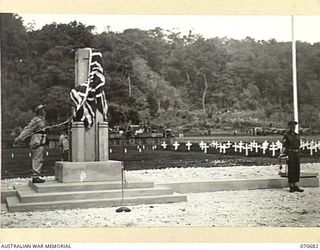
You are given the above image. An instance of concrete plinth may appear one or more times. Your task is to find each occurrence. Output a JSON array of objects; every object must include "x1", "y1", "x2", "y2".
[
  {"x1": 98, "y1": 122, "x2": 109, "y2": 161},
  {"x1": 71, "y1": 122, "x2": 85, "y2": 162},
  {"x1": 55, "y1": 160, "x2": 122, "y2": 183}
]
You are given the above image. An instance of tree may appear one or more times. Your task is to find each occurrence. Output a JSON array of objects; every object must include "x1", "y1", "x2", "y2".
[
  {"x1": 300, "y1": 104, "x2": 319, "y2": 130},
  {"x1": 1, "y1": 14, "x2": 30, "y2": 129},
  {"x1": 2, "y1": 15, "x2": 320, "y2": 133}
]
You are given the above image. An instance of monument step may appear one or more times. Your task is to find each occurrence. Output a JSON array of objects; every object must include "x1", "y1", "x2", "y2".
[
  {"x1": 23, "y1": 178, "x2": 154, "y2": 193},
  {"x1": 6, "y1": 193, "x2": 187, "y2": 212},
  {"x1": 157, "y1": 176, "x2": 319, "y2": 193},
  {"x1": 16, "y1": 185, "x2": 174, "y2": 203},
  {"x1": 279, "y1": 172, "x2": 319, "y2": 178}
]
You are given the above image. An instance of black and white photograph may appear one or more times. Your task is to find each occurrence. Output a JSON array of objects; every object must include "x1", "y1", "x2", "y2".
[{"x1": 1, "y1": 4, "x2": 320, "y2": 239}]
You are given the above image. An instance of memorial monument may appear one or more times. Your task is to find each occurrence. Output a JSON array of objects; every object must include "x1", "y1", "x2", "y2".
[
  {"x1": 55, "y1": 48, "x2": 122, "y2": 183},
  {"x1": 5, "y1": 48, "x2": 187, "y2": 212}
]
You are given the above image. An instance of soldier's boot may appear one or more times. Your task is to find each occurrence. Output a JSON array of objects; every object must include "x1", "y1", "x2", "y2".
[
  {"x1": 294, "y1": 186, "x2": 304, "y2": 192},
  {"x1": 289, "y1": 183, "x2": 295, "y2": 193},
  {"x1": 32, "y1": 177, "x2": 45, "y2": 183}
]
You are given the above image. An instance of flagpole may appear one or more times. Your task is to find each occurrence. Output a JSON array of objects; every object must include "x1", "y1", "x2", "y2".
[{"x1": 292, "y1": 15, "x2": 299, "y2": 133}]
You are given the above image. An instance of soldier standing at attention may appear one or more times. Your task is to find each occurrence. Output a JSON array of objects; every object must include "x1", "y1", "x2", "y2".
[
  {"x1": 281, "y1": 121, "x2": 304, "y2": 193},
  {"x1": 14, "y1": 104, "x2": 48, "y2": 183}
]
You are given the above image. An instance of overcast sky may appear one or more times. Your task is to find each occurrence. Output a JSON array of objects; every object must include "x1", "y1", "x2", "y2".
[{"x1": 19, "y1": 14, "x2": 320, "y2": 43}]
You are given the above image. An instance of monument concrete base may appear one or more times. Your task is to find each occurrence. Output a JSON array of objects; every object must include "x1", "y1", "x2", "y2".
[
  {"x1": 5, "y1": 177, "x2": 187, "y2": 212},
  {"x1": 55, "y1": 160, "x2": 122, "y2": 183},
  {"x1": 157, "y1": 173, "x2": 319, "y2": 193}
]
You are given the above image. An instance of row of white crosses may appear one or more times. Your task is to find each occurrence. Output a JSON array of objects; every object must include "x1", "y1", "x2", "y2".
[
  {"x1": 301, "y1": 140, "x2": 320, "y2": 156},
  {"x1": 108, "y1": 139, "x2": 320, "y2": 156},
  {"x1": 161, "y1": 139, "x2": 320, "y2": 157}
]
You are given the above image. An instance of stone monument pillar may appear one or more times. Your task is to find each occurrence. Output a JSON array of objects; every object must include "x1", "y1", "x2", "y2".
[
  {"x1": 55, "y1": 48, "x2": 121, "y2": 183},
  {"x1": 71, "y1": 48, "x2": 106, "y2": 162}
]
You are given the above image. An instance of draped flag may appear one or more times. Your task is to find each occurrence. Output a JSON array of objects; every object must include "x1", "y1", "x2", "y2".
[{"x1": 70, "y1": 48, "x2": 108, "y2": 128}]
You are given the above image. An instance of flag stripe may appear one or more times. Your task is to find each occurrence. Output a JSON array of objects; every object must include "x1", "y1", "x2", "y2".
[{"x1": 70, "y1": 48, "x2": 108, "y2": 127}]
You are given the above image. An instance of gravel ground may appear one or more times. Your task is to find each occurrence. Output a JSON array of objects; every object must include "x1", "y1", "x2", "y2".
[{"x1": 1, "y1": 163, "x2": 320, "y2": 228}]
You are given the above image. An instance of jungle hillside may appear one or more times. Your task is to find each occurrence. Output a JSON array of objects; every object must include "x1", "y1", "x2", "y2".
[{"x1": 1, "y1": 14, "x2": 320, "y2": 134}]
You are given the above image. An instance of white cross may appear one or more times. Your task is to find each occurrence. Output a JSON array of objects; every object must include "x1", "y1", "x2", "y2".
[
  {"x1": 154, "y1": 145, "x2": 157, "y2": 150},
  {"x1": 109, "y1": 148, "x2": 112, "y2": 154},
  {"x1": 249, "y1": 140, "x2": 255, "y2": 147},
  {"x1": 220, "y1": 143, "x2": 228, "y2": 154},
  {"x1": 186, "y1": 141, "x2": 192, "y2": 151},
  {"x1": 124, "y1": 148, "x2": 127, "y2": 154},
  {"x1": 269, "y1": 142, "x2": 278, "y2": 157},
  {"x1": 249, "y1": 141, "x2": 257, "y2": 152},
  {"x1": 161, "y1": 141, "x2": 167, "y2": 149},
  {"x1": 29, "y1": 152, "x2": 32, "y2": 158},
  {"x1": 261, "y1": 141, "x2": 269, "y2": 154},
  {"x1": 308, "y1": 140, "x2": 316, "y2": 156},
  {"x1": 173, "y1": 141, "x2": 180, "y2": 150},
  {"x1": 210, "y1": 140, "x2": 219, "y2": 149},
  {"x1": 46, "y1": 151, "x2": 49, "y2": 156},
  {"x1": 225, "y1": 141, "x2": 232, "y2": 148},
  {"x1": 202, "y1": 143, "x2": 209, "y2": 153},
  {"x1": 142, "y1": 145, "x2": 145, "y2": 150},
  {"x1": 251, "y1": 142, "x2": 260, "y2": 153},
  {"x1": 238, "y1": 141, "x2": 244, "y2": 153},
  {"x1": 308, "y1": 140, "x2": 315, "y2": 148},
  {"x1": 309, "y1": 146, "x2": 314, "y2": 156},
  {"x1": 243, "y1": 143, "x2": 250, "y2": 156},
  {"x1": 232, "y1": 143, "x2": 239, "y2": 152},
  {"x1": 303, "y1": 141, "x2": 310, "y2": 150},
  {"x1": 217, "y1": 143, "x2": 222, "y2": 153},
  {"x1": 138, "y1": 148, "x2": 142, "y2": 152},
  {"x1": 11, "y1": 153, "x2": 14, "y2": 158},
  {"x1": 199, "y1": 141, "x2": 206, "y2": 150}
]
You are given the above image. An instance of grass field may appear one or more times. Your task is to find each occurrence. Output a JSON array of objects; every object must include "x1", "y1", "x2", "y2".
[{"x1": 2, "y1": 134, "x2": 320, "y2": 179}]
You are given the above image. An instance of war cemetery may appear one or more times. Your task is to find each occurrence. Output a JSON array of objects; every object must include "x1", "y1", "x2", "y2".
[{"x1": 1, "y1": 14, "x2": 320, "y2": 228}]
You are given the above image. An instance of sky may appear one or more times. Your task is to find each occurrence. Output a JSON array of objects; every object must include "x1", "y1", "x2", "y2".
[
  {"x1": 12, "y1": 13, "x2": 317, "y2": 128},
  {"x1": 19, "y1": 14, "x2": 320, "y2": 43}
]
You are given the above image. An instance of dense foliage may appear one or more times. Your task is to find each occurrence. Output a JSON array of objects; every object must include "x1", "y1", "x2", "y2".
[{"x1": 1, "y1": 14, "x2": 320, "y2": 134}]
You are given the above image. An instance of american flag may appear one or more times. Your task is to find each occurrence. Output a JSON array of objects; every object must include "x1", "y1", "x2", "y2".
[{"x1": 70, "y1": 48, "x2": 108, "y2": 127}]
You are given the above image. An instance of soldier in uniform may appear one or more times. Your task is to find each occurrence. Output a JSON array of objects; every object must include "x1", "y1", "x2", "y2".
[
  {"x1": 58, "y1": 128, "x2": 69, "y2": 161},
  {"x1": 281, "y1": 121, "x2": 304, "y2": 192},
  {"x1": 14, "y1": 104, "x2": 48, "y2": 183}
]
